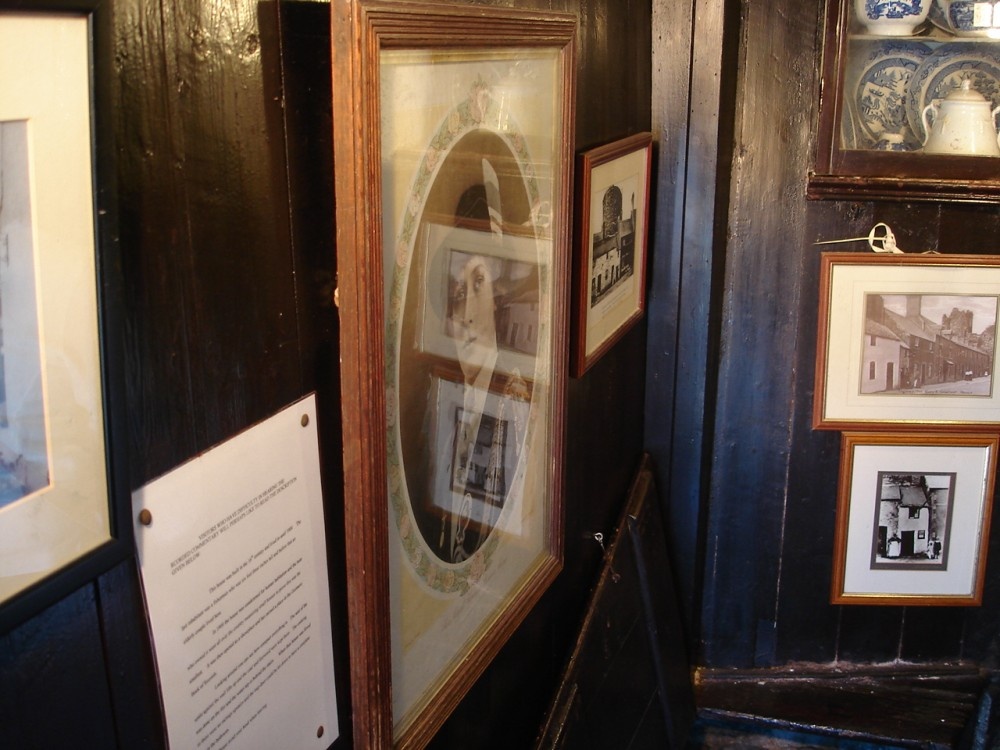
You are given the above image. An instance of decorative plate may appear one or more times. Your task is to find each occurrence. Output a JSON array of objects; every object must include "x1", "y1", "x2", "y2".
[
  {"x1": 905, "y1": 42, "x2": 1000, "y2": 142},
  {"x1": 851, "y1": 40, "x2": 933, "y2": 149}
]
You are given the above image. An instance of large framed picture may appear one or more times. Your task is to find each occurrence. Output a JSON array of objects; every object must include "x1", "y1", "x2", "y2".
[
  {"x1": 571, "y1": 133, "x2": 652, "y2": 376},
  {"x1": 0, "y1": 2, "x2": 129, "y2": 632},
  {"x1": 831, "y1": 432, "x2": 997, "y2": 606},
  {"x1": 814, "y1": 252, "x2": 1000, "y2": 430},
  {"x1": 331, "y1": 2, "x2": 575, "y2": 747}
]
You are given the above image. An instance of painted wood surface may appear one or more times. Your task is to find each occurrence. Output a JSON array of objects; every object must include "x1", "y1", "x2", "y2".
[
  {"x1": 675, "y1": 0, "x2": 1000, "y2": 673},
  {"x1": 3, "y1": 0, "x2": 999, "y2": 747},
  {"x1": 0, "y1": 1, "x2": 650, "y2": 748}
]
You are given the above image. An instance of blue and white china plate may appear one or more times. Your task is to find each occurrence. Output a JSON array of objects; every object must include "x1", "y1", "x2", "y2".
[
  {"x1": 906, "y1": 43, "x2": 1000, "y2": 142},
  {"x1": 851, "y1": 40, "x2": 933, "y2": 149}
]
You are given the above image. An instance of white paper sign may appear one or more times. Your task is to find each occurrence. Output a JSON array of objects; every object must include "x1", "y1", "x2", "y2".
[{"x1": 133, "y1": 395, "x2": 339, "y2": 750}]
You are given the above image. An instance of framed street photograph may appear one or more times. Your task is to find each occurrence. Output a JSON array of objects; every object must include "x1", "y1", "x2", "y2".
[
  {"x1": 571, "y1": 132, "x2": 652, "y2": 376},
  {"x1": 331, "y1": 2, "x2": 575, "y2": 747},
  {"x1": 814, "y1": 252, "x2": 1000, "y2": 430},
  {"x1": 0, "y1": 3, "x2": 130, "y2": 632},
  {"x1": 831, "y1": 432, "x2": 997, "y2": 606}
]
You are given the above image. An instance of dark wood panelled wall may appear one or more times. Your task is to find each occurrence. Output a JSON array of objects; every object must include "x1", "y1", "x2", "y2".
[
  {"x1": 3, "y1": 0, "x2": 1000, "y2": 748},
  {"x1": 651, "y1": 0, "x2": 1000, "y2": 673},
  {"x1": 0, "y1": 0, "x2": 649, "y2": 748}
]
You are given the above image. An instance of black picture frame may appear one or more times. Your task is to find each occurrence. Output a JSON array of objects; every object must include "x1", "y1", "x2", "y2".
[{"x1": 0, "y1": 0, "x2": 130, "y2": 634}]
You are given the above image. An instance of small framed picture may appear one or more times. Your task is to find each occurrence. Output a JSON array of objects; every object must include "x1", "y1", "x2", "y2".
[
  {"x1": 417, "y1": 221, "x2": 542, "y2": 382},
  {"x1": 831, "y1": 431, "x2": 998, "y2": 606},
  {"x1": 814, "y1": 252, "x2": 1000, "y2": 429},
  {"x1": 571, "y1": 132, "x2": 653, "y2": 377}
]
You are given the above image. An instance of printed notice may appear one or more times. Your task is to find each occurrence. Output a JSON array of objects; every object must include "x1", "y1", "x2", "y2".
[{"x1": 133, "y1": 395, "x2": 339, "y2": 750}]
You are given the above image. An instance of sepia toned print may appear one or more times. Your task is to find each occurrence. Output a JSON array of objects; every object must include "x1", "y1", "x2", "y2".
[{"x1": 861, "y1": 292, "x2": 997, "y2": 396}]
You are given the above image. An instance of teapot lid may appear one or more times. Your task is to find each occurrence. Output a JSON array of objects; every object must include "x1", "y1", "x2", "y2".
[{"x1": 944, "y1": 78, "x2": 988, "y2": 103}]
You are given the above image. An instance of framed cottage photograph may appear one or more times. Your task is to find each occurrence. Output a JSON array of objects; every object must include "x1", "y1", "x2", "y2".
[
  {"x1": 0, "y1": 3, "x2": 130, "y2": 632},
  {"x1": 571, "y1": 132, "x2": 653, "y2": 376},
  {"x1": 814, "y1": 252, "x2": 1000, "y2": 430},
  {"x1": 831, "y1": 432, "x2": 998, "y2": 606},
  {"x1": 331, "y1": 2, "x2": 575, "y2": 747}
]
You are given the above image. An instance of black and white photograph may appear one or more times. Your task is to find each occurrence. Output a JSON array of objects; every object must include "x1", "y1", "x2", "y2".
[
  {"x1": 444, "y1": 246, "x2": 540, "y2": 360},
  {"x1": 420, "y1": 371, "x2": 530, "y2": 566},
  {"x1": 571, "y1": 132, "x2": 651, "y2": 376},
  {"x1": 0, "y1": 120, "x2": 50, "y2": 509},
  {"x1": 589, "y1": 177, "x2": 638, "y2": 308},
  {"x1": 815, "y1": 253, "x2": 1000, "y2": 429},
  {"x1": 870, "y1": 471, "x2": 954, "y2": 570},
  {"x1": 417, "y1": 221, "x2": 543, "y2": 382},
  {"x1": 861, "y1": 293, "x2": 997, "y2": 396}
]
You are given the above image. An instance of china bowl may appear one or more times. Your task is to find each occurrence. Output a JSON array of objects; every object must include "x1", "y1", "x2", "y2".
[
  {"x1": 935, "y1": 0, "x2": 1000, "y2": 37},
  {"x1": 856, "y1": 0, "x2": 931, "y2": 36}
]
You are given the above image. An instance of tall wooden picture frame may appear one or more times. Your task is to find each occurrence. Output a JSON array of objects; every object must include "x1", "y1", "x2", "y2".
[{"x1": 331, "y1": 2, "x2": 575, "y2": 747}]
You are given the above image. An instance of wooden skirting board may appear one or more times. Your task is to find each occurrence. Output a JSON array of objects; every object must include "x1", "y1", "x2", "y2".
[{"x1": 694, "y1": 663, "x2": 998, "y2": 749}]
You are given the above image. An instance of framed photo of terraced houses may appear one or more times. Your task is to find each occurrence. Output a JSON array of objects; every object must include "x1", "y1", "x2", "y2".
[
  {"x1": 831, "y1": 432, "x2": 998, "y2": 606},
  {"x1": 814, "y1": 253, "x2": 1000, "y2": 430}
]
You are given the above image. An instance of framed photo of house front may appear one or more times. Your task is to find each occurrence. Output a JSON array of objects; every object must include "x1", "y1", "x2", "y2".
[
  {"x1": 571, "y1": 133, "x2": 652, "y2": 377},
  {"x1": 814, "y1": 252, "x2": 1000, "y2": 430},
  {"x1": 331, "y1": 2, "x2": 575, "y2": 747},
  {"x1": 831, "y1": 432, "x2": 997, "y2": 606},
  {"x1": 0, "y1": 2, "x2": 129, "y2": 633}
]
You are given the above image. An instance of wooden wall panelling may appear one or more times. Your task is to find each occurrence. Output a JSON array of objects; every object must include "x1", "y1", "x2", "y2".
[
  {"x1": 97, "y1": 561, "x2": 166, "y2": 750},
  {"x1": 698, "y1": 0, "x2": 1000, "y2": 672},
  {"x1": 698, "y1": 0, "x2": 814, "y2": 669},
  {"x1": 774, "y1": 207, "x2": 854, "y2": 665},
  {"x1": 274, "y1": 2, "x2": 353, "y2": 742},
  {"x1": 645, "y1": 0, "x2": 733, "y2": 647},
  {"x1": 964, "y1": 520, "x2": 1000, "y2": 661},
  {"x1": 116, "y1": 0, "x2": 202, "y2": 483},
  {"x1": 0, "y1": 585, "x2": 118, "y2": 748},
  {"x1": 156, "y1": 0, "x2": 302, "y2": 440},
  {"x1": 900, "y1": 608, "x2": 969, "y2": 663},
  {"x1": 835, "y1": 608, "x2": 906, "y2": 664},
  {"x1": 118, "y1": 0, "x2": 303, "y2": 486},
  {"x1": 535, "y1": 455, "x2": 693, "y2": 750},
  {"x1": 777, "y1": 199, "x2": 906, "y2": 666}
]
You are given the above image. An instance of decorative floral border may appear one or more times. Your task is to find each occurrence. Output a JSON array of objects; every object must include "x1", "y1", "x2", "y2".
[{"x1": 384, "y1": 77, "x2": 542, "y2": 596}]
